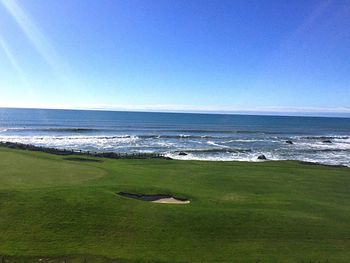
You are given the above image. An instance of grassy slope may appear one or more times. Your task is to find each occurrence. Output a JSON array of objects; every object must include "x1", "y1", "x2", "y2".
[{"x1": 0, "y1": 147, "x2": 349, "y2": 262}]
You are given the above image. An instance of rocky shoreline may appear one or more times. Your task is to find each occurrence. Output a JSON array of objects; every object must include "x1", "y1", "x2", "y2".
[
  {"x1": 0, "y1": 141, "x2": 171, "y2": 160},
  {"x1": 0, "y1": 141, "x2": 348, "y2": 168}
]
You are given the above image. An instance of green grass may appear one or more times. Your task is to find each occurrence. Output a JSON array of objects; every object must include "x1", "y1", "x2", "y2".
[{"x1": 0, "y1": 147, "x2": 349, "y2": 262}]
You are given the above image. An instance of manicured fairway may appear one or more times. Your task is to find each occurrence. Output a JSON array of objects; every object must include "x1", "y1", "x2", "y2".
[{"x1": 0, "y1": 147, "x2": 349, "y2": 262}]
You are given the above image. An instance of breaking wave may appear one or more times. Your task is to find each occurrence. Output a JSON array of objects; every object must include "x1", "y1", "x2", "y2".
[
  {"x1": 300, "y1": 136, "x2": 349, "y2": 140},
  {"x1": 1, "y1": 130, "x2": 349, "y2": 167},
  {"x1": 178, "y1": 148, "x2": 252, "y2": 153}
]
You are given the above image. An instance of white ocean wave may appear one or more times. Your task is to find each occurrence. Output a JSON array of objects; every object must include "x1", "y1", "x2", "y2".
[
  {"x1": 1, "y1": 134, "x2": 350, "y2": 167},
  {"x1": 166, "y1": 151, "x2": 350, "y2": 166},
  {"x1": 222, "y1": 139, "x2": 271, "y2": 143},
  {"x1": 0, "y1": 135, "x2": 140, "y2": 149},
  {"x1": 206, "y1": 140, "x2": 230, "y2": 148},
  {"x1": 294, "y1": 141, "x2": 350, "y2": 151},
  {"x1": 165, "y1": 152, "x2": 260, "y2": 162}
]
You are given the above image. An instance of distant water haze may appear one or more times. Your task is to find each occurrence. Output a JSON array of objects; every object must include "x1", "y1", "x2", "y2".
[{"x1": 0, "y1": 108, "x2": 349, "y2": 166}]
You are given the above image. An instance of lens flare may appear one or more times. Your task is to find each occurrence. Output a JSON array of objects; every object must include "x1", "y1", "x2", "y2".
[
  {"x1": 0, "y1": 0, "x2": 83, "y2": 90},
  {"x1": 0, "y1": 34, "x2": 29, "y2": 86}
]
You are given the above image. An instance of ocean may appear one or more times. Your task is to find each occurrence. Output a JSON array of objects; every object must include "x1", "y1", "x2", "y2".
[{"x1": 0, "y1": 108, "x2": 349, "y2": 166}]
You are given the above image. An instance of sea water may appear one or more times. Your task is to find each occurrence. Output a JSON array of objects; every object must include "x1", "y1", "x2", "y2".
[{"x1": 0, "y1": 108, "x2": 349, "y2": 166}]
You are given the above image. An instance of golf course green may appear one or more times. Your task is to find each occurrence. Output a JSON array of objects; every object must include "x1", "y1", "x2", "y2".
[{"x1": 0, "y1": 147, "x2": 349, "y2": 262}]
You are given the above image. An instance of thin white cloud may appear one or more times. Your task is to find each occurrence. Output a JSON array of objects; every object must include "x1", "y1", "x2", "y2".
[
  {"x1": 83, "y1": 104, "x2": 350, "y2": 115},
  {"x1": 1, "y1": 102, "x2": 348, "y2": 117},
  {"x1": 292, "y1": 0, "x2": 333, "y2": 38}
]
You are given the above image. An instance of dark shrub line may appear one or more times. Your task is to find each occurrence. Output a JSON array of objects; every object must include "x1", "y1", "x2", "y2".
[{"x1": 0, "y1": 141, "x2": 171, "y2": 160}]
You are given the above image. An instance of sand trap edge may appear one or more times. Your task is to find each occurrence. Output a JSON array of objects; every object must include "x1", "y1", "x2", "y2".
[{"x1": 117, "y1": 192, "x2": 190, "y2": 204}]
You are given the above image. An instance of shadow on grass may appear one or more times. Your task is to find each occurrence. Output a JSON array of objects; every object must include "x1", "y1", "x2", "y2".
[
  {"x1": 0, "y1": 255, "x2": 174, "y2": 263},
  {"x1": 63, "y1": 157, "x2": 103, "y2": 163}
]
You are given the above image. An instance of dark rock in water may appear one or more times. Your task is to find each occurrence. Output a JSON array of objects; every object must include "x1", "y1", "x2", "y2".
[
  {"x1": 322, "y1": 140, "x2": 332, "y2": 143},
  {"x1": 257, "y1": 154, "x2": 267, "y2": 160},
  {"x1": 178, "y1": 152, "x2": 188, "y2": 156},
  {"x1": 285, "y1": 140, "x2": 293, "y2": 145}
]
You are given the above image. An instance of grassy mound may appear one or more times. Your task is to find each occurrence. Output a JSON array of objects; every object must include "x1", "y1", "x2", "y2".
[{"x1": 0, "y1": 147, "x2": 349, "y2": 262}]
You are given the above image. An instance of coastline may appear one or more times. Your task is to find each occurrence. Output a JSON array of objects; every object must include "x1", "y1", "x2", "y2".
[
  {"x1": 1, "y1": 141, "x2": 348, "y2": 168},
  {"x1": 1, "y1": 108, "x2": 349, "y2": 167},
  {"x1": 0, "y1": 141, "x2": 170, "y2": 160}
]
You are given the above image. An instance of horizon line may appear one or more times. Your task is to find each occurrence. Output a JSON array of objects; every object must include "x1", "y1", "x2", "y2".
[{"x1": 0, "y1": 105, "x2": 349, "y2": 118}]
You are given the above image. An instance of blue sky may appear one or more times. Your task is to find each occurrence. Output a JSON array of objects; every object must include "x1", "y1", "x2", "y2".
[{"x1": 0, "y1": 0, "x2": 349, "y2": 116}]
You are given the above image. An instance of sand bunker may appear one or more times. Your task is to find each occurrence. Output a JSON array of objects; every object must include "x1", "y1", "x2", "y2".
[{"x1": 118, "y1": 192, "x2": 190, "y2": 204}]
